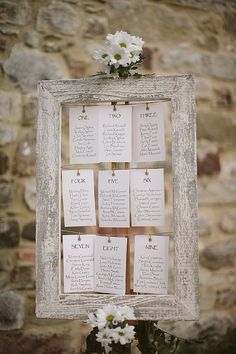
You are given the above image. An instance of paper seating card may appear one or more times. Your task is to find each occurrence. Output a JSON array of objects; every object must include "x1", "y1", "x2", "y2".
[
  {"x1": 98, "y1": 170, "x2": 130, "y2": 228},
  {"x1": 130, "y1": 168, "x2": 165, "y2": 227},
  {"x1": 69, "y1": 106, "x2": 98, "y2": 164},
  {"x1": 94, "y1": 236, "x2": 127, "y2": 295},
  {"x1": 99, "y1": 105, "x2": 132, "y2": 162},
  {"x1": 132, "y1": 103, "x2": 165, "y2": 162},
  {"x1": 133, "y1": 235, "x2": 169, "y2": 294},
  {"x1": 63, "y1": 234, "x2": 94, "y2": 293},
  {"x1": 62, "y1": 169, "x2": 96, "y2": 227},
  {"x1": 69, "y1": 105, "x2": 132, "y2": 163}
]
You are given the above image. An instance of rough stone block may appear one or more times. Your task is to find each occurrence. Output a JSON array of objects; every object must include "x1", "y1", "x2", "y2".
[
  {"x1": 197, "y1": 111, "x2": 236, "y2": 143},
  {"x1": 24, "y1": 178, "x2": 36, "y2": 211},
  {"x1": 0, "y1": 124, "x2": 17, "y2": 146},
  {"x1": 14, "y1": 131, "x2": 36, "y2": 176},
  {"x1": 0, "y1": 219, "x2": 20, "y2": 248},
  {"x1": 11, "y1": 265, "x2": 35, "y2": 290},
  {"x1": 0, "y1": 26, "x2": 19, "y2": 36},
  {"x1": 172, "y1": 312, "x2": 236, "y2": 354},
  {"x1": 0, "y1": 0, "x2": 31, "y2": 26},
  {"x1": 160, "y1": 46, "x2": 236, "y2": 80},
  {"x1": 200, "y1": 239, "x2": 236, "y2": 270},
  {"x1": 36, "y1": 1, "x2": 79, "y2": 35},
  {"x1": 0, "y1": 36, "x2": 6, "y2": 51},
  {"x1": 216, "y1": 289, "x2": 236, "y2": 308},
  {"x1": 0, "y1": 250, "x2": 16, "y2": 271},
  {"x1": 18, "y1": 248, "x2": 35, "y2": 265},
  {"x1": 25, "y1": 31, "x2": 39, "y2": 48},
  {"x1": 195, "y1": 78, "x2": 213, "y2": 102},
  {"x1": 198, "y1": 178, "x2": 236, "y2": 205},
  {"x1": 198, "y1": 216, "x2": 212, "y2": 237},
  {"x1": 22, "y1": 95, "x2": 37, "y2": 126},
  {"x1": 198, "y1": 153, "x2": 220, "y2": 175},
  {"x1": 0, "y1": 329, "x2": 76, "y2": 354},
  {"x1": 22, "y1": 221, "x2": 36, "y2": 242},
  {"x1": 0, "y1": 151, "x2": 9, "y2": 175},
  {"x1": 214, "y1": 87, "x2": 233, "y2": 108},
  {"x1": 0, "y1": 271, "x2": 9, "y2": 289},
  {"x1": 161, "y1": 0, "x2": 236, "y2": 10},
  {"x1": 220, "y1": 211, "x2": 236, "y2": 233},
  {"x1": 198, "y1": 153, "x2": 221, "y2": 175},
  {"x1": 84, "y1": 16, "x2": 108, "y2": 38},
  {"x1": 224, "y1": 11, "x2": 236, "y2": 34},
  {"x1": 0, "y1": 291, "x2": 24, "y2": 330},
  {"x1": 3, "y1": 44, "x2": 69, "y2": 91},
  {"x1": 0, "y1": 90, "x2": 22, "y2": 123},
  {"x1": 143, "y1": 47, "x2": 153, "y2": 71},
  {"x1": 69, "y1": 60, "x2": 90, "y2": 79},
  {"x1": 0, "y1": 180, "x2": 14, "y2": 208}
]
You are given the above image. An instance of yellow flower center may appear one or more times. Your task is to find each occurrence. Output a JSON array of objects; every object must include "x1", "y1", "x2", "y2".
[
  {"x1": 114, "y1": 53, "x2": 122, "y2": 61},
  {"x1": 120, "y1": 42, "x2": 127, "y2": 48},
  {"x1": 106, "y1": 314, "x2": 114, "y2": 321},
  {"x1": 102, "y1": 53, "x2": 108, "y2": 59}
]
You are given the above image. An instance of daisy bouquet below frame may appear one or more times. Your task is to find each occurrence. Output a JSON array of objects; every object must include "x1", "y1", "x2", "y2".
[
  {"x1": 94, "y1": 31, "x2": 144, "y2": 78},
  {"x1": 86, "y1": 304, "x2": 136, "y2": 354}
]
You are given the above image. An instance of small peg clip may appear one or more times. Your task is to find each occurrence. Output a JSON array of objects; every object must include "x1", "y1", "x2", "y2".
[
  {"x1": 146, "y1": 102, "x2": 150, "y2": 111},
  {"x1": 108, "y1": 236, "x2": 111, "y2": 243},
  {"x1": 149, "y1": 235, "x2": 152, "y2": 242},
  {"x1": 145, "y1": 169, "x2": 149, "y2": 176},
  {"x1": 77, "y1": 170, "x2": 80, "y2": 176},
  {"x1": 112, "y1": 102, "x2": 117, "y2": 111},
  {"x1": 82, "y1": 105, "x2": 86, "y2": 113}
]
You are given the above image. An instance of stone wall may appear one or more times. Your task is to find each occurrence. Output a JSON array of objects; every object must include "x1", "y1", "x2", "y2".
[{"x1": 0, "y1": 0, "x2": 236, "y2": 353}]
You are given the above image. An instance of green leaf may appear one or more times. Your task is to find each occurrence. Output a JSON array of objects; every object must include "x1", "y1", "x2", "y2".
[{"x1": 133, "y1": 72, "x2": 142, "y2": 78}]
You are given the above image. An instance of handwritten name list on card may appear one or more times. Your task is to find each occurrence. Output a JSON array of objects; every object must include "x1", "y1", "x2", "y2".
[
  {"x1": 94, "y1": 236, "x2": 127, "y2": 295},
  {"x1": 69, "y1": 106, "x2": 98, "y2": 164},
  {"x1": 99, "y1": 170, "x2": 130, "y2": 228},
  {"x1": 132, "y1": 103, "x2": 165, "y2": 162},
  {"x1": 62, "y1": 170, "x2": 96, "y2": 227},
  {"x1": 133, "y1": 235, "x2": 169, "y2": 294},
  {"x1": 63, "y1": 235, "x2": 94, "y2": 293},
  {"x1": 130, "y1": 169, "x2": 165, "y2": 227},
  {"x1": 99, "y1": 105, "x2": 132, "y2": 162}
]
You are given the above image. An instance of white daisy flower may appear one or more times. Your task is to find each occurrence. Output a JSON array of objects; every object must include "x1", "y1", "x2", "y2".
[
  {"x1": 88, "y1": 311, "x2": 107, "y2": 330},
  {"x1": 97, "y1": 304, "x2": 122, "y2": 327},
  {"x1": 109, "y1": 45, "x2": 131, "y2": 68},
  {"x1": 104, "y1": 345, "x2": 112, "y2": 354},
  {"x1": 107, "y1": 31, "x2": 133, "y2": 50},
  {"x1": 94, "y1": 47, "x2": 111, "y2": 65},
  {"x1": 117, "y1": 305, "x2": 136, "y2": 321},
  {"x1": 96, "y1": 327, "x2": 113, "y2": 347},
  {"x1": 130, "y1": 51, "x2": 141, "y2": 63},
  {"x1": 131, "y1": 35, "x2": 144, "y2": 50},
  {"x1": 112, "y1": 324, "x2": 136, "y2": 345}
]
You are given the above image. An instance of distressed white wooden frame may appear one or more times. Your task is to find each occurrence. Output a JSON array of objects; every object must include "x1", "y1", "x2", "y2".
[{"x1": 36, "y1": 75, "x2": 198, "y2": 320}]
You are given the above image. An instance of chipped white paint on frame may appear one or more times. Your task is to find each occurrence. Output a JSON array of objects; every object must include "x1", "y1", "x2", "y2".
[{"x1": 36, "y1": 75, "x2": 199, "y2": 320}]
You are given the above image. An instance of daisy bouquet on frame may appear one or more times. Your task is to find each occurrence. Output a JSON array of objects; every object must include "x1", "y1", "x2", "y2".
[
  {"x1": 94, "y1": 31, "x2": 144, "y2": 78},
  {"x1": 86, "y1": 304, "x2": 136, "y2": 354}
]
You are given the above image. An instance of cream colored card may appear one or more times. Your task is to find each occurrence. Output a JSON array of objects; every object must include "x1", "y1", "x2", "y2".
[
  {"x1": 98, "y1": 105, "x2": 132, "y2": 162},
  {"x1": 62, "y1": 169, "x2": 96, "y2": 227},
  {"x1": 94, "y1": 236, "x2": 127, "y2": 295},
  {"x1": 63, "y1": 234, "x2": 95, "y2": 293},
  {"x1": 133, "y1": 235, "x2": 169, "y2": 294},
  {"x1": 132, "y1": 103, "x2": 165, "y2": 162},
  {"x1": 98, "y1": 170, "x2": 130, "y2": 228},
  {"x1": 69, "y1": 106, "x2": 99, "y2": 164},
  {"x1": 130, "y1": 168, "x2": 165, "y2": 227}
]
